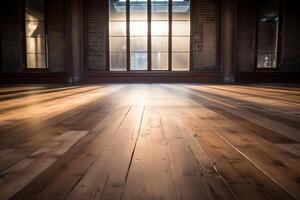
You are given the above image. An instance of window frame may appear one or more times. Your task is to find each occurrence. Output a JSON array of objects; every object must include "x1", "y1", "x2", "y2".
[
  {"x1": 254, "y1": 0, "x2": 283, "y2": 71},
  {"x1": 107, "y1": 0, "x2": 191, "y2": 72},
  {"x1": 22, "y1": 0, "x2": 49, "y2": 70}
]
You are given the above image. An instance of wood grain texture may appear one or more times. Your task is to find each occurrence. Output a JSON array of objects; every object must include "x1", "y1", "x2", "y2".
[{"x1": 0, "y1": 84, "x2": 299, "y2": 200}]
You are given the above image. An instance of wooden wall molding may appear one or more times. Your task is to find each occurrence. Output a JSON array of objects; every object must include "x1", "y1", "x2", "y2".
[
  {"x1": 0, "y1": 72, "x2": 68, "y2": 84},
  {"x1": 235, "y1": 72, "x2": 300, "y2": 83},
  {"x1": 82, "y1": 72, "x2": 223, "y2": 83}
]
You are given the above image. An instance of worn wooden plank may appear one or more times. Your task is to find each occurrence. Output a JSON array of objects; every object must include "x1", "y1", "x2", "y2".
[
  {"x1": 11, "y1": 105, "x2": 132, "y2": 200},
  {"x1": 65, "y1": 106, "x2": 144, "y2": 200},
  {"x1": 0, "y1": 84, "x2": 299, "y2": 200},
  {"x1": 121, "y1": 107, "x2": 181, "y2": 200},
  {"x1": 173, "y1": 85, "x2": 300, "y2": 142},
  {"x1": 164, "y1": 85, "x2": 300, "y2": 199},
  {"x1": 176, "y1": 107, "x2": 295, "y2": 200},
  {"x1": 0, "y1": 131, "x2": 88, "y2": 200},
  {"x1": 158, "y1": 107, "x2": 235, "y2": 199}
]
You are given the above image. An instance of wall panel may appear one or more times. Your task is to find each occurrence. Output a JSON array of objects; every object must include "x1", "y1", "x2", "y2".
[
  {"x1": 0, "y1": 0, "x2": 23, "y2": 72},
  {"x1": 192, "y1": 0, "x2": 218, "y2": 71},
  {"x1": 281, "y1": 1, "x2": 300, "y2": 72},
  {"x1": 46, "y1": 0, "x2": 66, "y2": 72},
  {"x1": 86, "y1": 0, "x2": 107, "y2": 71},
  {"x1": 236, "y1": 0, "x2": 256, "y2": 72}
]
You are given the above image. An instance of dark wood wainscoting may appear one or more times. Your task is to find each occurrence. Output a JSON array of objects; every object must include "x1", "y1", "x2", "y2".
[
  {"x1": 0, "y1": 72, "x2": 68, "y2": 84},
  {"x1": 236, "y1": 72, "x2": 300, "y2": 83},
  {"x1": 1, "y1": 72, "x2": 299, "y2": 84},
  {"x1": 83, "y1": 72, "x2": 223, "y2": 83}
]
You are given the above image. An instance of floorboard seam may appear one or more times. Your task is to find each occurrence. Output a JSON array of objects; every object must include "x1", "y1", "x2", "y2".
[
  {"x1": 120, "y1": 106, "x2": 145, "y2": 200},
  {"x1": 210, "y1": 127, "x2": 297, "y2": 200}
]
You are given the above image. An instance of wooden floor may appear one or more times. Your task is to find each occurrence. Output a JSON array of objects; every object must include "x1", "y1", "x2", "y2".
[{"x1": 0, "y1": 84, "x2": 299, "y2": 200}]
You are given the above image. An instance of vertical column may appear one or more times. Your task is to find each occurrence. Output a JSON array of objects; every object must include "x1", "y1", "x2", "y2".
[
  {"x1": 192, "y1": 0, "x2": 218, "y2": 71},
  {"x1": 168, "y1": 0, "x2": 172, "y2": 71},
  {"x1": 222, "y1": 0, "x2": 236, "y2": 82},
  {"x1": 66, "y1": 0, "x2": 82, "y2": 83},
  {"x1": 0, "y1": 16, "x2": 2, "y2": 72},
  {"x1": 126, "y1": 0, "x2": 130, "y2": 71},
  {"x1": 147, "y1": 0, "x2": 151, "y2": 71}
]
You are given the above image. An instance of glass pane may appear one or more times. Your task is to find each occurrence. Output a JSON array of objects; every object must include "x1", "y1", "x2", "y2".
[
  {"x1": 258, "y1": 37, "x2": 278, "y2": 52},
  {"x1": 26, "y1": 37, "x2": 45, "y2": 54},
  {"x1": 25, "y1": 0, "x2": 44, "y2": 21},
  {"x1": 130, "y1": 52, "x2": 147, "y2": 70},
  {"x1": 109, "y1": 1, "x2": 127, "y2": 71},
  {"x1": 130, "y1": 21, "x2": 148, "y2": 36},
  {"x1": 130, "y1": 37, "x2": 147, "y2": 52},
  {"x1": 26, "y1": 0, "x2": 46, "y2": 69},
  {"x1": 110, "y1": 37, "x2": 127, "y2": 52},
  {"x1": 130, "y1": 0, "x2": 147, "y2": 71},
  {"x1": 152, "y1": 21, "x2": 168, "y2": 36},
  {"x1": 257, "y1": 0, "x2": 279, "y2": 68},
  {"x1": 109, "y1": 0, "x2": 191, "y2": 71},
  {"x1": 258, "y1": 22, "x2": 278, "y2": 37},
  {"x1": 152, "y1": 52, "x2": 168, "y2": 70},
  {"x1": 172, "y1": 53, "x2": 189, "y2": 71},
  {"x1": 152, "y1": 37, "x2": 168, "y2": 51},
  {"x1": 110, "y1": 52, "x2": 127, "y2": 71},
  {"x1": 27, "y1": 54, "x2": 46, "y2": 68},
  {"x1": 172, "y1": 0, "x2": 190, "y2": 20},
  {"x1": 109, "y1": 22, "x2": 126, "y2": 36},
  {"x1": 109, "y1": 6, "x2": 126, "y2": 21},
  {"x1": 109, "y1": 0, "x2": 126, "y2": 7},
  {"x1": 257, "y1": 53, "x2": 277, "y2": 68},
  {"x1": 152, "y1": 0, "x2": 168, "y2": 20},
  {"x1": 25, "y1": 22, "x2": 45, "y2": 37},
  {"x1": 130, "y1": 3, "x2": 147, "y2": 21},
  {"x1": 172, "y1": 37, "x2": 190, "y2": 52},
  {"x1": 172, "y1": 21, "x2": 190, "y2": 36}
]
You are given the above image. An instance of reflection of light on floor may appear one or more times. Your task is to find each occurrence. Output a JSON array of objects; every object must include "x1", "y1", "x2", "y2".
[{"x1": 0, "y1": 85, "x2": 124, "y2": 123}]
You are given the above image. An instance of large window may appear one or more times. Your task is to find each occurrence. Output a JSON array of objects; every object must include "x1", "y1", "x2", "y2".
[
  {"x1": 256, "y1": 0, "x2": 280, "y2": 69},
  {"x1": 130, "y1": 0, "x2": 148, "y2": 70},
  {"x1": 25, "y1": 0, "x2": 47, "y2": 69},
  {"x1": 108, "y1": 0, "x2": 190, "y2": 71},
  {"x1": 151, "y1": 0, "x2": 169, "y2": 70},
  {"x1": 109, "y1": 0, "x2": 127, "y2": 71}
]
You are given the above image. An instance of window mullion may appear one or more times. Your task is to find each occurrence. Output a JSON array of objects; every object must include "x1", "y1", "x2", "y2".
[
  {"x1": 126, "y1": 0, "x2": 130, "y2": 71},
  {"x1": 148, "y1": 0, "x2": 151, "y2": 71},
  {"x1": 168, "y1": 0, "x2": 172, "y2": 71}
]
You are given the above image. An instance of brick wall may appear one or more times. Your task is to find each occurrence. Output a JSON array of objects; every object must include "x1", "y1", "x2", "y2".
[
  {"x1": 236, "y1": 0, "x2": 300, "y2": 72},
  {"x1": 85, "y1": 0, "x2": 107, "y2": 71},
  {"x1": 281, "y1": 1, "x2": 300, "y2": 72},
  {"x1": 192, "y1": 0, "x2": 218, "y2": 71},
  {"x1": 236, "y1": 0, "x2": 256, "y2": 72},
  {"x1": 46, "y1": 0, "x2": 66, "y2": 72},
  {"x1": 0, "y1": 0, "x2": 23, "y2": 72},
  {"x1": 0, "y1": 0, "x2": 67, "y2": 72}
]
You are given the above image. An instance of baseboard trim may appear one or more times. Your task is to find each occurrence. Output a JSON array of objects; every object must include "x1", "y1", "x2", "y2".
[
  {"x1": 83, "y1": 71, "x2": 223, "y2": 83},
  {"x1": 0, "y1": 72, "x2": 68, "y2": 84},
  {"x1": 235, "y1": 72, "x2": 300, "y2": 83}
]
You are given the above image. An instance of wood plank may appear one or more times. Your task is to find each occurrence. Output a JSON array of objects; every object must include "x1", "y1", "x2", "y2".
[
  {"x1": 65, "y1": 106, "x2": 144, "y2": 200},
  {"x1": 165, "y1": 85, "x2": 300, "y2": 199},
  {"x1": 0, "y1": 127, "x2": 67, "y2": 172},
  {"x1": 173, "y1": 107, "x2": 294, "y2": 200},
  {"x1": 0, "y1": 85, "x2": 123, "y2": 148},
  {"x1": 0, "y1": 131, "x2": 88, "y2": 200},
  {"x1": 169, "y1": 84, "x2": 300, "y2": 142},
  {"x1": 158, "y1": 107, "x2": 237, "y2": 199},
  {"x1": 11, "y1": 104, "x2": 132, "y2": 200},
  {"x1": 121, "y1": 107, "x2": 183, "y2": 200},
  {"x1": 0, "y1": 84, "x2": 298, "y2": 200}
]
